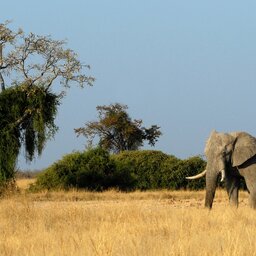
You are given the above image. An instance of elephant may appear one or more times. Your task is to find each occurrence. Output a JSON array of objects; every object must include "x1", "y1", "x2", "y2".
[{"x1": 186, "y1": 130, "x2": 256, "y2": 209}]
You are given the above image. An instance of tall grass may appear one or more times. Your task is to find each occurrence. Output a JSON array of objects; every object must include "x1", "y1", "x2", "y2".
[{"x1": 0, "y1": 183, "x2": 254, "y2": 255}]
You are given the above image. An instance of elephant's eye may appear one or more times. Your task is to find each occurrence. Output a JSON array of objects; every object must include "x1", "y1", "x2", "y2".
[{"x1": 221, "y1": 151, "x2": 226, "y2": 156}]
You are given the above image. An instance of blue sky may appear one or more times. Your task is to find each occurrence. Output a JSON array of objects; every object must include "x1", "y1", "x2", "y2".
[{"x1": 2, "y1": 1, "x2": 256, "y2": 170}]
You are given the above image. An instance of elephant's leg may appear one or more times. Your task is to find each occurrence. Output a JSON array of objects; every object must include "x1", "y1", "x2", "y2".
[
  {"x1": 225, "y1": 176, "x2": 240, "y2": 207},
  {"x1": 243, "y1": 179, "x2": 256, "y2": 209},
  {"x1": 249, "y1": 191, "x2": 256, "y2": 209},
  {"x1": 243, "y1": 181, "x2": 256, "y2": 209},
  {"x1": 239, "y1": 165, "x2": 256, "y2": 209}
]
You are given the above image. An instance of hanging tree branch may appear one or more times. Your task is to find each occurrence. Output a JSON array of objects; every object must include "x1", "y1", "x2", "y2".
[{"x1": 0, "y1": 21, "x2": 94, "y2": 185}]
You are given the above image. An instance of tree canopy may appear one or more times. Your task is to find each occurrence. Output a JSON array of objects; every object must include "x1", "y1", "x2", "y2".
[
  {"x1": 0, "y1": 21, "x2": 94, "y2": 185},
  {"x1": 74, "y1": 103, "x2": 162, "y2": 153}
]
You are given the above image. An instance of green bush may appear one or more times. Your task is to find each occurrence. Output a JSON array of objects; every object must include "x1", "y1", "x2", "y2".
[
  {"x1": 112, "y1": 150, "x2": 172, "y2": 190},
  {"x1": 183, "y1": 156, "x2": 206, "y2": 190},
  {"x1": 31, "y1": 149, "x2": 207, "y2": 192},
  {"x1": 30, "y1": 166, "x2": 62, "y2": 191},
  {"x1": 161, "y1": 156, "x2": 206, "y2": 190},
  {"x1": 113, "y1": 151, "x2": 206, "y2": 190},
  {"x1": 31, "y1": 148, "x2": 135, "y2": 191}
]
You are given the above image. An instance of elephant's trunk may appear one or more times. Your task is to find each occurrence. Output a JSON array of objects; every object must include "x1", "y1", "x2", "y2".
[{"x1": 205, "y1": 171, "x2": 218, "y2": 209}]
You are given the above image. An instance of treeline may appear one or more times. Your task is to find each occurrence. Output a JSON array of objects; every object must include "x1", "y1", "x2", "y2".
[{"x1": 30, "y1": 148, "x2": 206, "y2": 191}]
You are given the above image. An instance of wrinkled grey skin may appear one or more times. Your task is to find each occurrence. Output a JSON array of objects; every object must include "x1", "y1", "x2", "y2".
[{"x1": 201, "y1": 131, "x2": 256, "y2": 209}]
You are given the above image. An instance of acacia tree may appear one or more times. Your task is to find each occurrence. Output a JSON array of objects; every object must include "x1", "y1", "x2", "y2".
[
  {"x1": 0, "y1": 21, "x2": 94, "y2": 185},
  {"x1": 74, "y1": 103, "x2": 162, "y2": 153}
]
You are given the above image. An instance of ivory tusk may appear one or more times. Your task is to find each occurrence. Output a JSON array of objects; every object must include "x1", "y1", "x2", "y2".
[
  {"x1": 186, "y1": 170, "x2": 207, "y2": 180},
  {"x1": 220, "y1": 169, "x2": 225, "y2": 182}
]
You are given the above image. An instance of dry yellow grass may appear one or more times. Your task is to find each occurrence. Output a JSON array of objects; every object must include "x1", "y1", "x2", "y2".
[{"x1": 0, "y1": 181, "x2": 255, "y2": 255}]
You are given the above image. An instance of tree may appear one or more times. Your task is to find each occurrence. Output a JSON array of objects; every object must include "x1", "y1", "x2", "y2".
[
  {"x1": 74, "y1": 103, "x2": 162, "y2": 153},
  {"x1": 0, "y1": 21, "x2": 94, "y2": 185}
]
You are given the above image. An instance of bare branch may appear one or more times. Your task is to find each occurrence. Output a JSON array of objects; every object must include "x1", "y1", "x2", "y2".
[{"x1": 0, "y1": 21, "x2": 94, "y2": 92}]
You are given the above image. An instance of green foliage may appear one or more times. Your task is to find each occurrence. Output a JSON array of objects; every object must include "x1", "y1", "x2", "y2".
[
  {"x1": 31, "y1": 149, "x2": 206, "y2": 192},
  {"x1": 112, "y1": 151, "x2": 206, "y2": 190},
  {"x1": 75, "y1": 103, "x2": 162, "y2": 153},
  {"x1": 112, "y1": 150, "x2": 171, "y2": 190},
  {"x1": 181, "y1": 157, "x2": 206, "y2": 189},
  {"x1": 161, "y1": 156, "x2": 206, "y2": 190},
  {"x1": 0, "y1": 21, "x2": 94, "y2": 188},
  {"x1": 32, "y1": 148, "x2": 135, "y2": 191},
  {"x1": 30, "y1": 166, "x2": 61, "y2": 192},
  {"x1": 0, "y1": 85, "x2": 59, "y2": 184}
]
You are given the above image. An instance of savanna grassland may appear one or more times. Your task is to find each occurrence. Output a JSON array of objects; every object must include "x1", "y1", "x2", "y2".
[{"x1": 1, "y1": 179, "x2": 255, "y2": 256}]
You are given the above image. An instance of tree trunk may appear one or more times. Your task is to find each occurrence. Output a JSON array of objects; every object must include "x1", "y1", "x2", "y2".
[{"x1": 0, "y1": 45, "x2": 5, "y2": 91}]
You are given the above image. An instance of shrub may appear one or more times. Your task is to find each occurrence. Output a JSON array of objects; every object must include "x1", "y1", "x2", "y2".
[
  {"x1": 31, "y1": 148, "x2": 135, "y2": 191},
  {"x1": 112, "y1": 150, "x2": 171, "y2": 190},
  {"x1": 158, "y1": 156, "x2": 182, "y2": 189},
  {"x1": 31, "y1": 149, "x2": 207, "y2": 192},
  {"x1": 30, "y1": 166, "x2": 62, "y2": 191},
  {"x1": 161, "y1": 156, "x2": 206, "y2": 190},
  {"x1": 112, "y1": 152, "x2": 206, "y2": 190},
  {"x1": 180, "y1": 156, "x2": 206, "y2": 190}
]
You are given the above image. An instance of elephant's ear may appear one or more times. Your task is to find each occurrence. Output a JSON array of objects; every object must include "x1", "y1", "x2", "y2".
[{"x1": 232, "y1": 132, "x2": 256, "y2": 167}]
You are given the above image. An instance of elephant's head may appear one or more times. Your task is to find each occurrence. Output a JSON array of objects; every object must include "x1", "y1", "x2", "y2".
[{"x1": 187, "y1": 131, "x2": 256, "y2": 208}]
